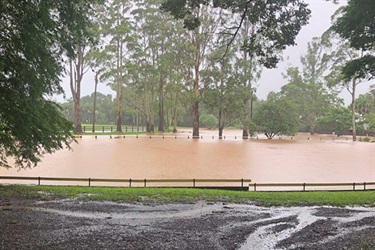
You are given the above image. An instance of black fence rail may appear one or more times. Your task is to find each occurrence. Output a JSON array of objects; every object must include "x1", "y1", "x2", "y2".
[
  {"x1": 250, "y1": 182, "x2": 375, "y2": 191},
  {"x1": 0, "y1": 176, "x2": 251, "y2": 189}
]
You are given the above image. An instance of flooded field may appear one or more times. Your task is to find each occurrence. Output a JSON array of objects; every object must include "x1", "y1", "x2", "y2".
[{"x1": 1, "y1": 131, "x2": 374, "y2": 189}]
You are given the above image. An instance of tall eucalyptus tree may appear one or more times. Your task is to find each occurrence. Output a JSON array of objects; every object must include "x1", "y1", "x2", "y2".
[
  {"x1": 231, "y1": 18, "x2": 262, "y2": 138},
  {"x1": 98, "y1": 0, "x2": 133, "y2": 132},
  {"x1": 162, "y1": 0, "x2": 310, "y2": 138},
  {"x1": 324, "y1": 9, "x2": 374, "y2": 141},
  {"x1": 202, "y1": 44, "x2": 239, "y2": 138},
  {"x1": 128, "y1": 0, "x2": 194, "y2": 132},
  {"x1": 68, "y1": 45, "x2": 92, "y2": 133}
]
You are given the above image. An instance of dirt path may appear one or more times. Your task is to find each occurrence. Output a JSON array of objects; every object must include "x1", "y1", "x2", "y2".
[{"x1": 0, "y1": 197, "x2": 374, "y2": 249}]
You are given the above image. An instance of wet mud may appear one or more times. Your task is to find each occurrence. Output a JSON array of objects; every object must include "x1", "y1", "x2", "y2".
[{"x1": 1, "y1": 196, "x2": 374, "y2": 250}]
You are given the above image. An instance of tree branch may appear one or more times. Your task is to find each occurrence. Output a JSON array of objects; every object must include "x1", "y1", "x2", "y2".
[{"x1": 221, "y1": 0, "x2": 254, "y2": 60}]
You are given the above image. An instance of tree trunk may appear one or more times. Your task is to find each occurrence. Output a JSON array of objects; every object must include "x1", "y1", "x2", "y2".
[
  {"x1": 218, "y1": 109, "x2": 223, "y2": 139},
  {"x1": 242, "y1": 126, "x2": 249, "y2": 139},
  {"x1": 192, "y1": 101, "x2": 199, "y2": 138},
  {"x1": 158, "y1": 75, "x2": 165, "y2": 132},
  {"x1": 115, "y1": 38, "x2": 123, "y2": 132},
  {"x1": 172, "y1": 109, "x2": 178, "y2": 133},
  {"x1": 92, "y1": 71, "x2": 99, "y2": 133},
  {"x1": 309, "y1": 117, "x2": 316, "y2": 135},
  {"x1": 351, "y1": 79, "x2": 357, "y2": 141},
  {"x1": 146, "y1": 120, "x2": 155, "y2": 133},
  {"x1": 73, "y1": 95, "x2": 82, "y2": 133},
  {"x1": 69, "y1": 57, "x2": 83, "y2": 134},
  {"x1": 192, "y1": 31, "x2": 200, "y2": 139}
]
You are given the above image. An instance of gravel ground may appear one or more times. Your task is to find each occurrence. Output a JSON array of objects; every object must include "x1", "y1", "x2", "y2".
[{"x1": 0, "y1": 196, "x2": 374, "y2": 250}]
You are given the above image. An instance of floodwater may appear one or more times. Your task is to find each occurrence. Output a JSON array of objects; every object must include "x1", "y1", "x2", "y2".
[{"x1": 1, "y1": 131, "x2": 374, "y2": 189}]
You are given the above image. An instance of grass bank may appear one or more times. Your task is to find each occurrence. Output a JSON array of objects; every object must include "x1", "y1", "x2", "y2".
[{"x1": 1, "y1": 185, "x2": 374, "y2": 206}]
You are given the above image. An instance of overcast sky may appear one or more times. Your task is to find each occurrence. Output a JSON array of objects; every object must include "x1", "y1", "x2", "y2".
[{"x1": 54, "y1": 0, "x2": 373, "y2": 105}]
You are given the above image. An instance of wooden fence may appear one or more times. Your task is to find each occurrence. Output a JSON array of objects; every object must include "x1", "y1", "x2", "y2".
[
  {"x1": 0, "y1": 176, "x2": 251, "y2": 189},
  {"x1": 1, "y1": 176, "x2": 374, "y2": 191},
  {"x1": 249, "y1": 182, "x2": 375, "y2": 191}
]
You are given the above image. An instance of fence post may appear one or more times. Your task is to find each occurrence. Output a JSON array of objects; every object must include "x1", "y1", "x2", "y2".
[
  {"x1": 364, "y1": 182, "x2": 366, "y2": 191},
  {"x1": 83, "y1": 126, "x2": 86, "y2": 132},
  {"x1": 193, "y1": 179, "x2": 196, "y2": 187},
  {"x1": 303, "y1": 183, "x2": 306, "y2": 191},
  {"x1": 111, "y1": 126, "x2": 113, "y2": 132},
  {"x1": 144, "y1": 179, "x2": 147, "y2": 187},
  {"x1": 129, "y1": 178, "x2": 132, "y2": 187},
  {"x1": 38, "y1": 176, "x2": 41, "y2": 186},
  {"x1": 241, "y1": 179, "x2": 244, "y2": 188},
  {"x1": 89, "y1": 178, "x2": 91, "y2": 187},
  {"x1": 102, "y1": 126, "x2": 104, "y2": 133},
  {"x1": 254, "y1": 183, "x2": 256, "y2": 191},
  {"x1": 353, "y1": 182, "x2": 355, "y2": 191}
]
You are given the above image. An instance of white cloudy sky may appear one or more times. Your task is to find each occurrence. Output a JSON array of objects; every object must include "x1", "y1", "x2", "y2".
[{"x1": 54, "y1": 0, "x2": 373, "y2": 105}]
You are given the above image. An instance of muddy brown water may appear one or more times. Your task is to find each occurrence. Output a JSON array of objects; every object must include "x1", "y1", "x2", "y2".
[{"x1": 1, "y1": 131, "x2": 374, "y2": 189}]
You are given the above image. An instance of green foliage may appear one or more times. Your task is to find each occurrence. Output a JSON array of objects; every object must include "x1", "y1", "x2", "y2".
[
  {"x1": 332, "y1": 0, "x2": 375, "y2": 80},
  {"x1": 0, "y1": 1, "x2": 100, "y2": 168},
  {"x1": 253, "y1": 98, "x2": 299, "y2": 139},
  {"x1": 355, "y1": 92, "x2": 375, "y2": 116},
  {"x1": 201, "y1": 114, "x2": 218, "y2": 129},
  {"x1": 317, "y1": 107, "x2": 352, "y2": 136},
  {"x1": 161, "y1": 0, "x2": 310, "y2": 68},
  {"x1": 279, "y1": 38, "x2": 342, "y2": 134},
  {"x1": 358, "y1": 137, "x2": 371, "y2": 142},
  {"x1": 61, "y1": 93, "x2": 116, "y2": 125},
  {"x1": 365, "y1": 113, "x2": 375, "y2": 130}
]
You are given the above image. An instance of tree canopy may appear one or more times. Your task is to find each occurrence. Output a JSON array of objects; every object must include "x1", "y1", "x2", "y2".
[
  {"x1": 161, "y1": 0, "x2": 311, "y2": 68},
  {"x1": 332, "y1": 0, "x2": 375, "y2": 80},
  {"x1": 0, "y1": 1, "x2": 99, "y2": 168},
  {"x1": 253, "y1": 97, "x2": 299, "y2": 139}
]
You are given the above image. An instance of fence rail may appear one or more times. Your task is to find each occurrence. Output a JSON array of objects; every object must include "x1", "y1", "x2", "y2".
[
  {"x1": 0, "y1": 176, "x2": 251, "y2": 188},
  {"x1": 250, "y1": 182, "x2": 375, "y2": 191},
  {"x1": 82, "y1": 125, "x2": 146, "y2": 133},
  {"x1": 1, "y1": 176, "x2": 374, "y2": 191}
]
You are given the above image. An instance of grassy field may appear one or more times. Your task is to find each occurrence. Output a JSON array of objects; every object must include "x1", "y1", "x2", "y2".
[{"x1": 1, "y1": 185, "x2": 374, "y2": 206}]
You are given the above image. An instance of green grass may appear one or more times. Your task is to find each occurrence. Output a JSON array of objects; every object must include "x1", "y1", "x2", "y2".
[{"x1": 1, "y1": 185, "x2": 374, "y2": 206}]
